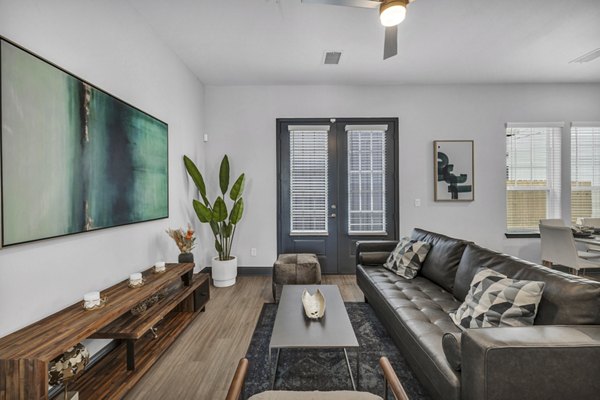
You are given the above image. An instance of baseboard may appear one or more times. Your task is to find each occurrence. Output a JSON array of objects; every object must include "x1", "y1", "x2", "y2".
[{"x1": 202, "y1": 266, "x2": 273, "y2": 276}]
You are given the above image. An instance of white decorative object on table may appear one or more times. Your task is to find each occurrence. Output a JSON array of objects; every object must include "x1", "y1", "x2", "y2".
[
  {"x1": 128, "y1": 272, "x2": 144, "y2": 288},
  {"x1": 302, "y1": 288, "x2": 326, "y2": 319},
  {"x1": 154, "y1": 261, "x2": 166, "y2": 273}
]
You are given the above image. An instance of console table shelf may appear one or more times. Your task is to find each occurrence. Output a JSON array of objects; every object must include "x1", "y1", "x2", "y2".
[
  {"x1": 0, "y1": 263, "x2": 210, "y2": 400},
  {"x1": 91, "y1": 274, "x2": 208, "y2": 340},
  {"x1": 70, "y1": 310, "x2": 197, "y2": 399}
]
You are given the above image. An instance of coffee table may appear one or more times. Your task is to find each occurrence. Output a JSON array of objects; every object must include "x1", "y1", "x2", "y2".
[{"x1": 269, "y1": 284, "x2": 360, "y2": 390}]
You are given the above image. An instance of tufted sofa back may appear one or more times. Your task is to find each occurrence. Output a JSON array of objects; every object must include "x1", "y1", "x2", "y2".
[{"x1": 454, "y1": 243, "x2": 600, "y2": 325}]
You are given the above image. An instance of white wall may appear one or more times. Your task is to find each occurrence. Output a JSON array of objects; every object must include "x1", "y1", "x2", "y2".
[
  {"x1": 0, "y1": 0, "x2": 207, "y2": 338},
  {"x1": 204, "y1": 84, "x2": 600, "y2": 267}
]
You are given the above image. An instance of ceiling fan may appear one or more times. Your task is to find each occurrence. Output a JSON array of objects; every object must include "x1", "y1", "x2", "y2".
[{"x1": 302, "y1": 0, "x2": 416, "y2": 60}]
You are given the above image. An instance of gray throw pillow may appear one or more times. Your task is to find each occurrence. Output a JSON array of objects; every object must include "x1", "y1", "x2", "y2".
[
  {"x1": 450, "y1": 268, "x2": 545, "y2": 329},
  {"x1": 383, "y1": 237, "x2": 431, "y2": 279}
]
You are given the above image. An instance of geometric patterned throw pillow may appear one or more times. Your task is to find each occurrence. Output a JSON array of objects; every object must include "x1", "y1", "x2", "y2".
[
  {"x1": 383, "y1": 237, "x2": 431, "y2": 279},
  {"x1": 449, "y1": 268, "x2": 546, "y2": 329}
]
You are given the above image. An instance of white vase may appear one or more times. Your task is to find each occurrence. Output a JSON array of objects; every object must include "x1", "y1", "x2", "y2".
[{"x1": 212, "y1": 256, "x2": 237, "y2": 287}]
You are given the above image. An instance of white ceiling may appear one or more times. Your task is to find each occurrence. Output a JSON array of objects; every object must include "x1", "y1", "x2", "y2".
[{"x1": 128, "y1": 0, "x2": 600, "y2": 85}]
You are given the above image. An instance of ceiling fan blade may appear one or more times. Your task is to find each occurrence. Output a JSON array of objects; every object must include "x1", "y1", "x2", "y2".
[
  {"x1": 383, "y1": 25, "x2": 398, "y2": 60},
  {"x1": 301, "y1": 0, "x2": 381, "y2": 9}
]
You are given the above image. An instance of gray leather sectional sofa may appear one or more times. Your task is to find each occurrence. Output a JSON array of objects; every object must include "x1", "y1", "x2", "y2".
[{"x1": 356, "y1": 228, "x2": 600, "y2": 400}]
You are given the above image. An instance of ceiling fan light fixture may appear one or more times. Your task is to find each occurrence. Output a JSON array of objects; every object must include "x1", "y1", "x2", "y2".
[{"x1": 379, "y1": 0, "x2": 407, "y2": 27}]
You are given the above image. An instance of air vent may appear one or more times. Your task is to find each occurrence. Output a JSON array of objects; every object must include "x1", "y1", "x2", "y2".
[
  {"x1": 569, "y1": 48, "x2": 600, "y2": 64},
  {"x1": 323, "y1": 51, "x2": 342, "y2": 65}
]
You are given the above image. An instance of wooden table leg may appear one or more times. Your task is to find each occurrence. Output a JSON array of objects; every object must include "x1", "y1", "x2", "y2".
[{"x1": 126, "y1": 340, "x2": 135, "y2": 371}]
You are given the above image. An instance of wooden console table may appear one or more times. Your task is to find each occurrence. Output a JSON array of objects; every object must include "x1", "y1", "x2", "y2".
[{"x1": 0, "y1": 263, "x2": 210, "y2": 400}]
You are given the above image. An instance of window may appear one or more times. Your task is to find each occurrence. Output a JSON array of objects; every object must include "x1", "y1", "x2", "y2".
[
  {"x1": 347, "y1": 126, "x2": 387, "y2": 234},
  {"x1": 289, "y1": 126, "x2": 329, "y2": 235},
  {"x1": 571, "y1": 123, "x2": 600, "y2": 224},
  {"x1": 506, "y1": 123, "x2": 562, "y2": 233}
]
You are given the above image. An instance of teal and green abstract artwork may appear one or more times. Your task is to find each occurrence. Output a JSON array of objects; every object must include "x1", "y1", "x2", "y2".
[{"x1": 1, "y1": 38, "x2": 168, "y2": 246}]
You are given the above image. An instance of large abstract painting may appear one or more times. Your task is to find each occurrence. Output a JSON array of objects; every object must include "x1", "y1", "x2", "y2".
[
  {"x1": 434, "y1": 140, "x2": 474, "y2": 201},
  {"x1": 1, "y1": 38, "x2": 168, "y2": 246}
]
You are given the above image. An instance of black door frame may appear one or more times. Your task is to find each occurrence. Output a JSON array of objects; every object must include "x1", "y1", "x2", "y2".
[{"x1": 276, "y1": 117, "x2": 400, "y2": 274}]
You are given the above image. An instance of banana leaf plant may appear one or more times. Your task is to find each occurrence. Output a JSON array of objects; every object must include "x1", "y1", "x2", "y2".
[{"x1": 183, "y1": 155, "x2": 245, "y2": 261}]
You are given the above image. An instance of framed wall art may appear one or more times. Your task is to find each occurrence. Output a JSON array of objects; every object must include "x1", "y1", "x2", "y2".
[
  {"x1": 1, "y1": 37, "x2": 169, "y2": 246},
  {"x1": 433, "y1": 140, "x2": 474, "y2": 201}
]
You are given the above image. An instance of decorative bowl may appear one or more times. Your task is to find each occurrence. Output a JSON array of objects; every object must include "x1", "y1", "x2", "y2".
[
  {"x1": 48, "y1": 343, "x2": 90, "y2": 385},
  {"x1": 302, "y1": 288, "x2": 326, "y2": 319}
]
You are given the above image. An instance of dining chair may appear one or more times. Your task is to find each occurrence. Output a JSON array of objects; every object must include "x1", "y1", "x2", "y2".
[
  {"x1": 539, "y1": 219, "x2": 565, "y2": 226},
  {"x1": 539, "y1": 224, "x2": 600, "y2": 275}
]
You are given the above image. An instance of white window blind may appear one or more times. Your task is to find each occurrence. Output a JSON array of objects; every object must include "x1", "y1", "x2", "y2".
[
  {"x1": 289, "y1": 129, "x2": 329, "y2": 235},
  {"x1": 506, "y1": 124, "x2": 562, "y2": 233},
  {"x1": 347, "y1": 128, "x2": 387, "y2": 234},
  {"x1": 571, "y1": 123, "x2": 600, "y2": 223}
]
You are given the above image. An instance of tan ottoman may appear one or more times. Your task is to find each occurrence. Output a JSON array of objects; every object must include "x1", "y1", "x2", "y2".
[{"x1": 272, "y1": 253, "x2": 322, "y2": 302}]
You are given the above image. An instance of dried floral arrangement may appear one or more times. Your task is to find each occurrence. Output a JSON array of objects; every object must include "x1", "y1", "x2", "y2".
[{"x1": 166, "y1": 224, "x2": 196, "y2": 253}]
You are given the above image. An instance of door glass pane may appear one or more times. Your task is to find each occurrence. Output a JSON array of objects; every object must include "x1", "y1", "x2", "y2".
[
  {"x1": 347, "y1": 130, "x2": 386, "y2": 234},
  {"x1": 290, "y1": 130, "x2": 328, "y2": 234}
]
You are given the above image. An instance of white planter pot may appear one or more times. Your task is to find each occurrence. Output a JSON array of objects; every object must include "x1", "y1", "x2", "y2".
[{"x1": 212, "y1": 256, "x2": 237, "y2": 287}]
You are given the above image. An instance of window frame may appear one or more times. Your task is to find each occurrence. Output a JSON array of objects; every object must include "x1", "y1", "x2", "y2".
[
  {"x1": 570, "y1": 123, "x2": 600, "y2": 224},
  {"x1": 505, "y1": 122, "x2": 563, "y2": 234}
]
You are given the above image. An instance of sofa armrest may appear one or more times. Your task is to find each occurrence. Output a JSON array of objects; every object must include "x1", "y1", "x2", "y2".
[
  {"x1": 356, "y1": 240, "x2": 398, "y2": 266},
  {"x1": 461, "y1": 325, "x2": 600, "y2": 400}
]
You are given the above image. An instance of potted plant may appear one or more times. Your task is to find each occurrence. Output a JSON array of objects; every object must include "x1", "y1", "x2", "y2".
[{"x1": 183, "y1": 154, "x2": 245, "y2": 287}]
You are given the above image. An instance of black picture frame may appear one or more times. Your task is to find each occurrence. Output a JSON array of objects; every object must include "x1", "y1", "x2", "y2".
[{"x1": 433, "y1": 140, "x2": 475, "y2": 202}]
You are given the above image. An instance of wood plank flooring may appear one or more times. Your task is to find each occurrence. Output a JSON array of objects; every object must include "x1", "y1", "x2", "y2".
[{"x1": 124, "y1": 275, "x2": 363, "y2": 399}]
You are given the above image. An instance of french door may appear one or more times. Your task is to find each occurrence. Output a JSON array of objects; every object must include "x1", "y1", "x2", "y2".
[{"x1": 277, "y1": 118, "x2": 398, "y2": 274}]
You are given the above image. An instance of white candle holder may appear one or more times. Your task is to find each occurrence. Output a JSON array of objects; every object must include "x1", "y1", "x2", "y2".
[
  {"x1": 153, "y1": 261, "x2": 166, "y2": 274},
  {"x1": 83, "y1": 291, "x2": 106, "y2": 310},
  {"x1": 128, "y1": 273, "x2": 144, "y2": 288}
]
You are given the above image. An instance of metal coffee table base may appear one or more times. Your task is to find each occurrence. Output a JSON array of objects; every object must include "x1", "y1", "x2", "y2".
[{"x1": 268, "y1": 347, "x2": 360, "y2": 391}]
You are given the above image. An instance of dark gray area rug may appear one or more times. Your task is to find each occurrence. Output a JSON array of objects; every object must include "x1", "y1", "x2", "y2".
[{"x1": 244, "y1": 302, "x2": 431, "y2": 399}]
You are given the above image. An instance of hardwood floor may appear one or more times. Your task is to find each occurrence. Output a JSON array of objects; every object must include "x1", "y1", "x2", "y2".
[{"x1": 125, "y1": 275, "x2": 363, "y2": 399}]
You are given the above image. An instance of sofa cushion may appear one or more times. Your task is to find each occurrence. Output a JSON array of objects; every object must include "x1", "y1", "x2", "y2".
[
  {"x1": 450, "y1": 268, "x2": 545, "y2": 329},
  {"x1": 410, "y1": 228, "x2": 469, "y2": 293},
  {"x1": 383, "y1": 237, "x2": 431, "y2": 279},
  {"x1": 359, "y1": 251, "x2": 392, "y2": 266},
  {"x1": 365, "y1": 268, "x2": 462, "y2": 333},
  {"x1": 441, "y1": 332, "x2": 462, "y2": 371},
  {"x1": 454, "y1": 244, "x2": 600, "y2": 325}
]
